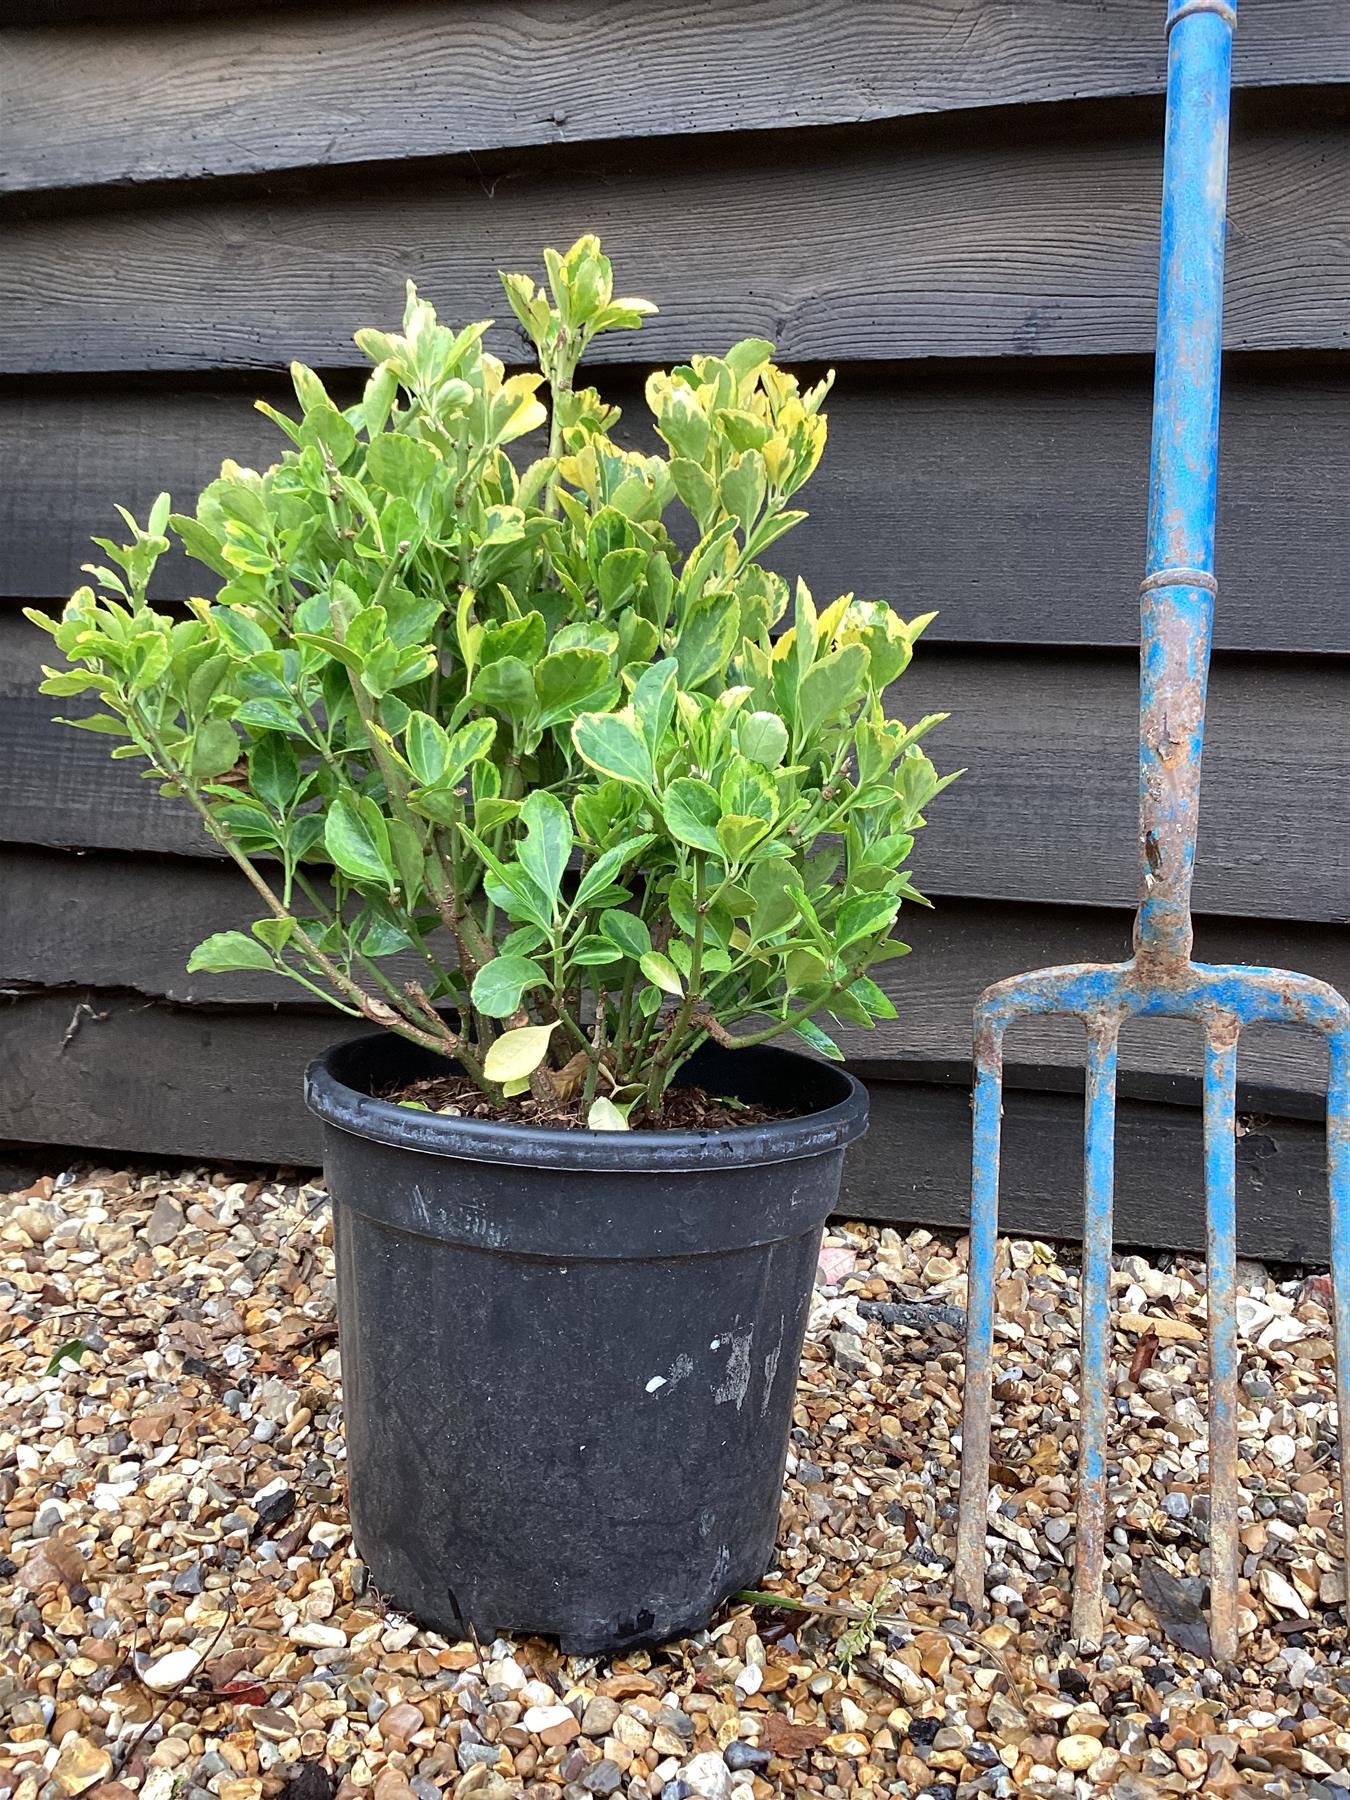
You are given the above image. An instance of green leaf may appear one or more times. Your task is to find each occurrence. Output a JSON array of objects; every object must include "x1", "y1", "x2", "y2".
[
  {"x1": 573, "y1": 834, "x2": 655, "y2": 910},
  {"x1": 211, "y1": 605, "x2": 272, "y2": 658},
  {"x1": 484, "y1": 1021, "x2": 558, "y2": 1083},
  {"x1": 719, "y1": 755, "x2": 776, "y2": 824},
  {"x1": 191, "y1": 718, "x2": 240, "y2": 780},
  {"x1": 640, "y1": 951, "x2": 683, "y2": 996},
  {"x1": 792, "y1": 1018, "x2": 846, "y2": 1061},
  {"x1": 662, "y1": 777, "x2": 722, "y2": 856},
  {"x1": 534, "y1": 648, "x2": 618, "y2": 730},
  {"x1": 737, "y1": 710, "x2": 789, "y2": 768},
  {"x1": 443, "y1": 717, "x2": 498, "y2": 784},
  {"x1": 471, "y1": 956, "x2": 549, "y2": 1019},
  {"x1": 405, "y1": 710, "x2": 452, "y2": 786},
  {"x1": 324, "y1": 792, "x2": 394, "y2": 886},
  {"x1": 249, "y1": 734, "x2": 300, "y2": 813},
  {"x1": 187, "y1": 930, "x2": 276, "y2": 974},
  {"x1": 56, "y1": 713, "x2": 131, "y2": 736},
  {"x1": 716, "y1": 813, "x2": 770, "y2": 862},
  {"x1": 676, "y1": 592, "x2": 739, "y2": 690},
  {"x1": 517, "y1": 790, "x2": 572, "y2": 910},
  {"x1": 848, "y1": 974, "x2": 898, "y2": 1021},
  {"x1": 669, "y1": 457, "x2": 719, "y2": 527},
  {"x1": 631, "y1": 657, "x2": 678, "y2": 757},
  {"x1": 365, "y1": 431, "x2": 440, "y2": 499},
  {"x1": 471, "y1": 655, "x2": 536, "y2": 718},
  {"x1": 746, "y1": 858, "x2": 800, "y2": 940},
  {"x1": 572, "y1": 707, "x2": 654, "y2": 789},
  {"x1": 587, "y1": 1096, "x2": 631, "y2": 1131},
  {"x1": 796, "y1": 643, "x2": 868, "y2": 741},
  {"x1": 835, "y1": 892, "x2": 901, "y2": 950},
  {"x1": 45, "y1": 1339, "x2": 89, "y2": 1377},
  {"x1": 599, "y1": 909, "x2": 652, "y2": 961}
]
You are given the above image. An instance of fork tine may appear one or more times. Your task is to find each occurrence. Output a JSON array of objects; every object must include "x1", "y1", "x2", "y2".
[
  {"x1": 954, "y1": 1011, "x2": 1005, "y2": 1614},
  {"x1": 1329, "y1": 1028, "x2": 1350, "y2": 1621},
  {"x1": 1070, "y1": 1020, "x2": 1120, "y2": 1646},
  {"x1": 1202, "y1": 1017, "x2": 1241, "y2": 1663}
]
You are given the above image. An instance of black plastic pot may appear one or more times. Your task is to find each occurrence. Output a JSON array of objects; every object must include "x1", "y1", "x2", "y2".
[{"x1": 305, "y1": 1031, "x2": 868, "y2": 1653}]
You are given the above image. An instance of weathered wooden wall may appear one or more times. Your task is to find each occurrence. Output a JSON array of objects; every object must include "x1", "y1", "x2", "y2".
[{"x1": 2, "y1": 1, "x2": 1346, "y2": 1252}]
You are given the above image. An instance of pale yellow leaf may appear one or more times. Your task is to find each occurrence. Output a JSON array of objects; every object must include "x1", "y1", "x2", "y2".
[{"x1": 484, "y1": 1022, "x2": 557, "y2": 1084}]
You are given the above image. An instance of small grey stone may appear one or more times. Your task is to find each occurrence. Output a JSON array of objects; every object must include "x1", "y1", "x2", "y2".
[
  {"x1": 33, "y1": 1499, "x2": 65, "y2": 1537},
  {"x1": 654, "y1": 1706, "x2": 695, "y2": 1741},
  {"x1": 660, "y1": 1785, "x2": 693, "y2": 1800},
  {"x1": 722, "y1": 1743, "x2": 770, "y2": 1772},
  {"x1": 172, "y1": 1562, "x2": 205, "y2": 1596},
  {"x1": 1162, "y1": 1493, "x2": 1189, "y2": 1520},
  {"x1": 558, "y1": 1749, "x2": 591, "y2": 1783},
  {"x1": 411, "y1": 1781, "x2": 440, "y2": 1800},
  {"x1": 252, "y1": 1419, "x2": 278, "y2": 1444},
  {"x1": 457, "y1": 1743, "x2": 503, "y2": 1772},
  {"x1": 145, "y1": 1194, "x2": 184, "y2": 1246},
  {"x1": 581, "y1": 1695, "x2": 621, "y2": 1738},
  {"x1": 829, "y1": 1329, "x2": 869, "y2": 1376},
  {"x1": 580, "y1": 1761, "x2": 623, "y2": 1796}
]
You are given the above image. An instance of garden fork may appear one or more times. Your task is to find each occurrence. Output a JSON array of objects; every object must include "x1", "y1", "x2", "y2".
[{"x1": 952, "y1": 0, "x2": 1350, "y2": 1663}]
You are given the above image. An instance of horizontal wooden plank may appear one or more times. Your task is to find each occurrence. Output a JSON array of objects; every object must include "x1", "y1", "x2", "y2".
[
  {"x1": 8, "y1": 1, "x2": 1349, "y2": 196},
  {"x1": 4, "y1": 847, "x2": 1342, "y2": 1112},
  {"x1": 0, "y1": 990, "x2": 1331, "y2": 1259},
  {"x1": 5, "y1": 113, "x2": 1350, "y2": 373},
  {"x1": 5, "y1": 363, "x2": 1348, "y2": 653},
  {"x1": 4, "y1": 613, "x2": 1345, "y2": 919},
  {"x1": 846, "y1": 1080, "x2": 1331, "y2": 1263}
]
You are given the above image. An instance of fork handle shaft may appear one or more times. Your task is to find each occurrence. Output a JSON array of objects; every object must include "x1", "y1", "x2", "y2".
[{"x1": 1135, "y1": 0, "x2": 1235, "y2": 963}]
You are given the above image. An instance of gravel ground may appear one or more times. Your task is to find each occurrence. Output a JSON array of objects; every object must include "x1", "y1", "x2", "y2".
[{"x1": 1, "y1": 1165, "x2": 1346, "y2": 1800}]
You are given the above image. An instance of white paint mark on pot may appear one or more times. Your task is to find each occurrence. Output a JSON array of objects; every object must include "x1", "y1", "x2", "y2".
[
  {"x1": 713, "y1": 1327, "x2": 754, "y2": 1410},
  {"x1": 645, "y1": 1352, "x2": 693, "y2": 1397},
  {"x1": 761, "y1": 1318, "x2": 785, "y2": 1416}
]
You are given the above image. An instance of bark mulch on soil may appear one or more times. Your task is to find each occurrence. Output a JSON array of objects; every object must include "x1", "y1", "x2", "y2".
[{"x1": 1, "y1": 1166, "x2": 1346, "y2": 1800}]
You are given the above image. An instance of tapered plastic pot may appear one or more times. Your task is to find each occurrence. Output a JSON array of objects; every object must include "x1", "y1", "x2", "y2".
[{"x1": 304, "y1": 1030, "x2": 868, "y2": 1653}]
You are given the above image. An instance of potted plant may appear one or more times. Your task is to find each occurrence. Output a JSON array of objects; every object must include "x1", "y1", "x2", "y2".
[{"x1": 30, "y1": 236, "x2": 952, "y2": 1652}]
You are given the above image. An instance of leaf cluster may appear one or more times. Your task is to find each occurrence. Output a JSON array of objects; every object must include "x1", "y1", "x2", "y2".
[{"x1": 30, "y1": 236, "x2": 953, "y2": 1125}]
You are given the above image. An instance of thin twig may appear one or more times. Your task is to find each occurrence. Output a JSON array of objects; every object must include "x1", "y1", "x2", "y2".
[{"x1": 117, "y1": 1602, "x2": 236, "y2": 1773}]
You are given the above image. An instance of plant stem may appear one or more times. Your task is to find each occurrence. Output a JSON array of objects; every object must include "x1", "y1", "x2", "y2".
[{"x1": 643, "y1": 853, "x2": 707, "y2": 1114}]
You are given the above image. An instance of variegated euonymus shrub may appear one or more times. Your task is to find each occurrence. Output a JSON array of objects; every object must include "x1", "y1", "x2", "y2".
[{"x1": 31, "y1": 237, "x2": 953, "y2": 1125}]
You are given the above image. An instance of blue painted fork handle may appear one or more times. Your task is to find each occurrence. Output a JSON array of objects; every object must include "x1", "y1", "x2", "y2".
[{"x1": 1137, "y1": 0, "x2": 1235, "y2": 962}]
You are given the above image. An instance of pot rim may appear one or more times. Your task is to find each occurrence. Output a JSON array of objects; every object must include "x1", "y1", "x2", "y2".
[{"x1": 305, "y1": 1032, "x2": 869, "y2": 1173}]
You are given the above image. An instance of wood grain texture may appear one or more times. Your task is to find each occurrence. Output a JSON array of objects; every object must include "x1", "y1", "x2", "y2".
[
  {"x1": 0, "y1": 990, "x2": 1331, "y2": 1259},
  {"x1": 5, "y1": 363, "x2": 1348, "y2": 654},
  {"x1": 4, "y1": 613, "x2": 1345, "y2": 920},
  {"x1": 5, "y1": 115, "x2": 1350, "y2": 373},
  {"x1": 4, "y1": 846, "x2": 1341, "y2": 1112},
  {"x1": 7, "y1": 0, "x2": 1349, "y2": 195}
]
